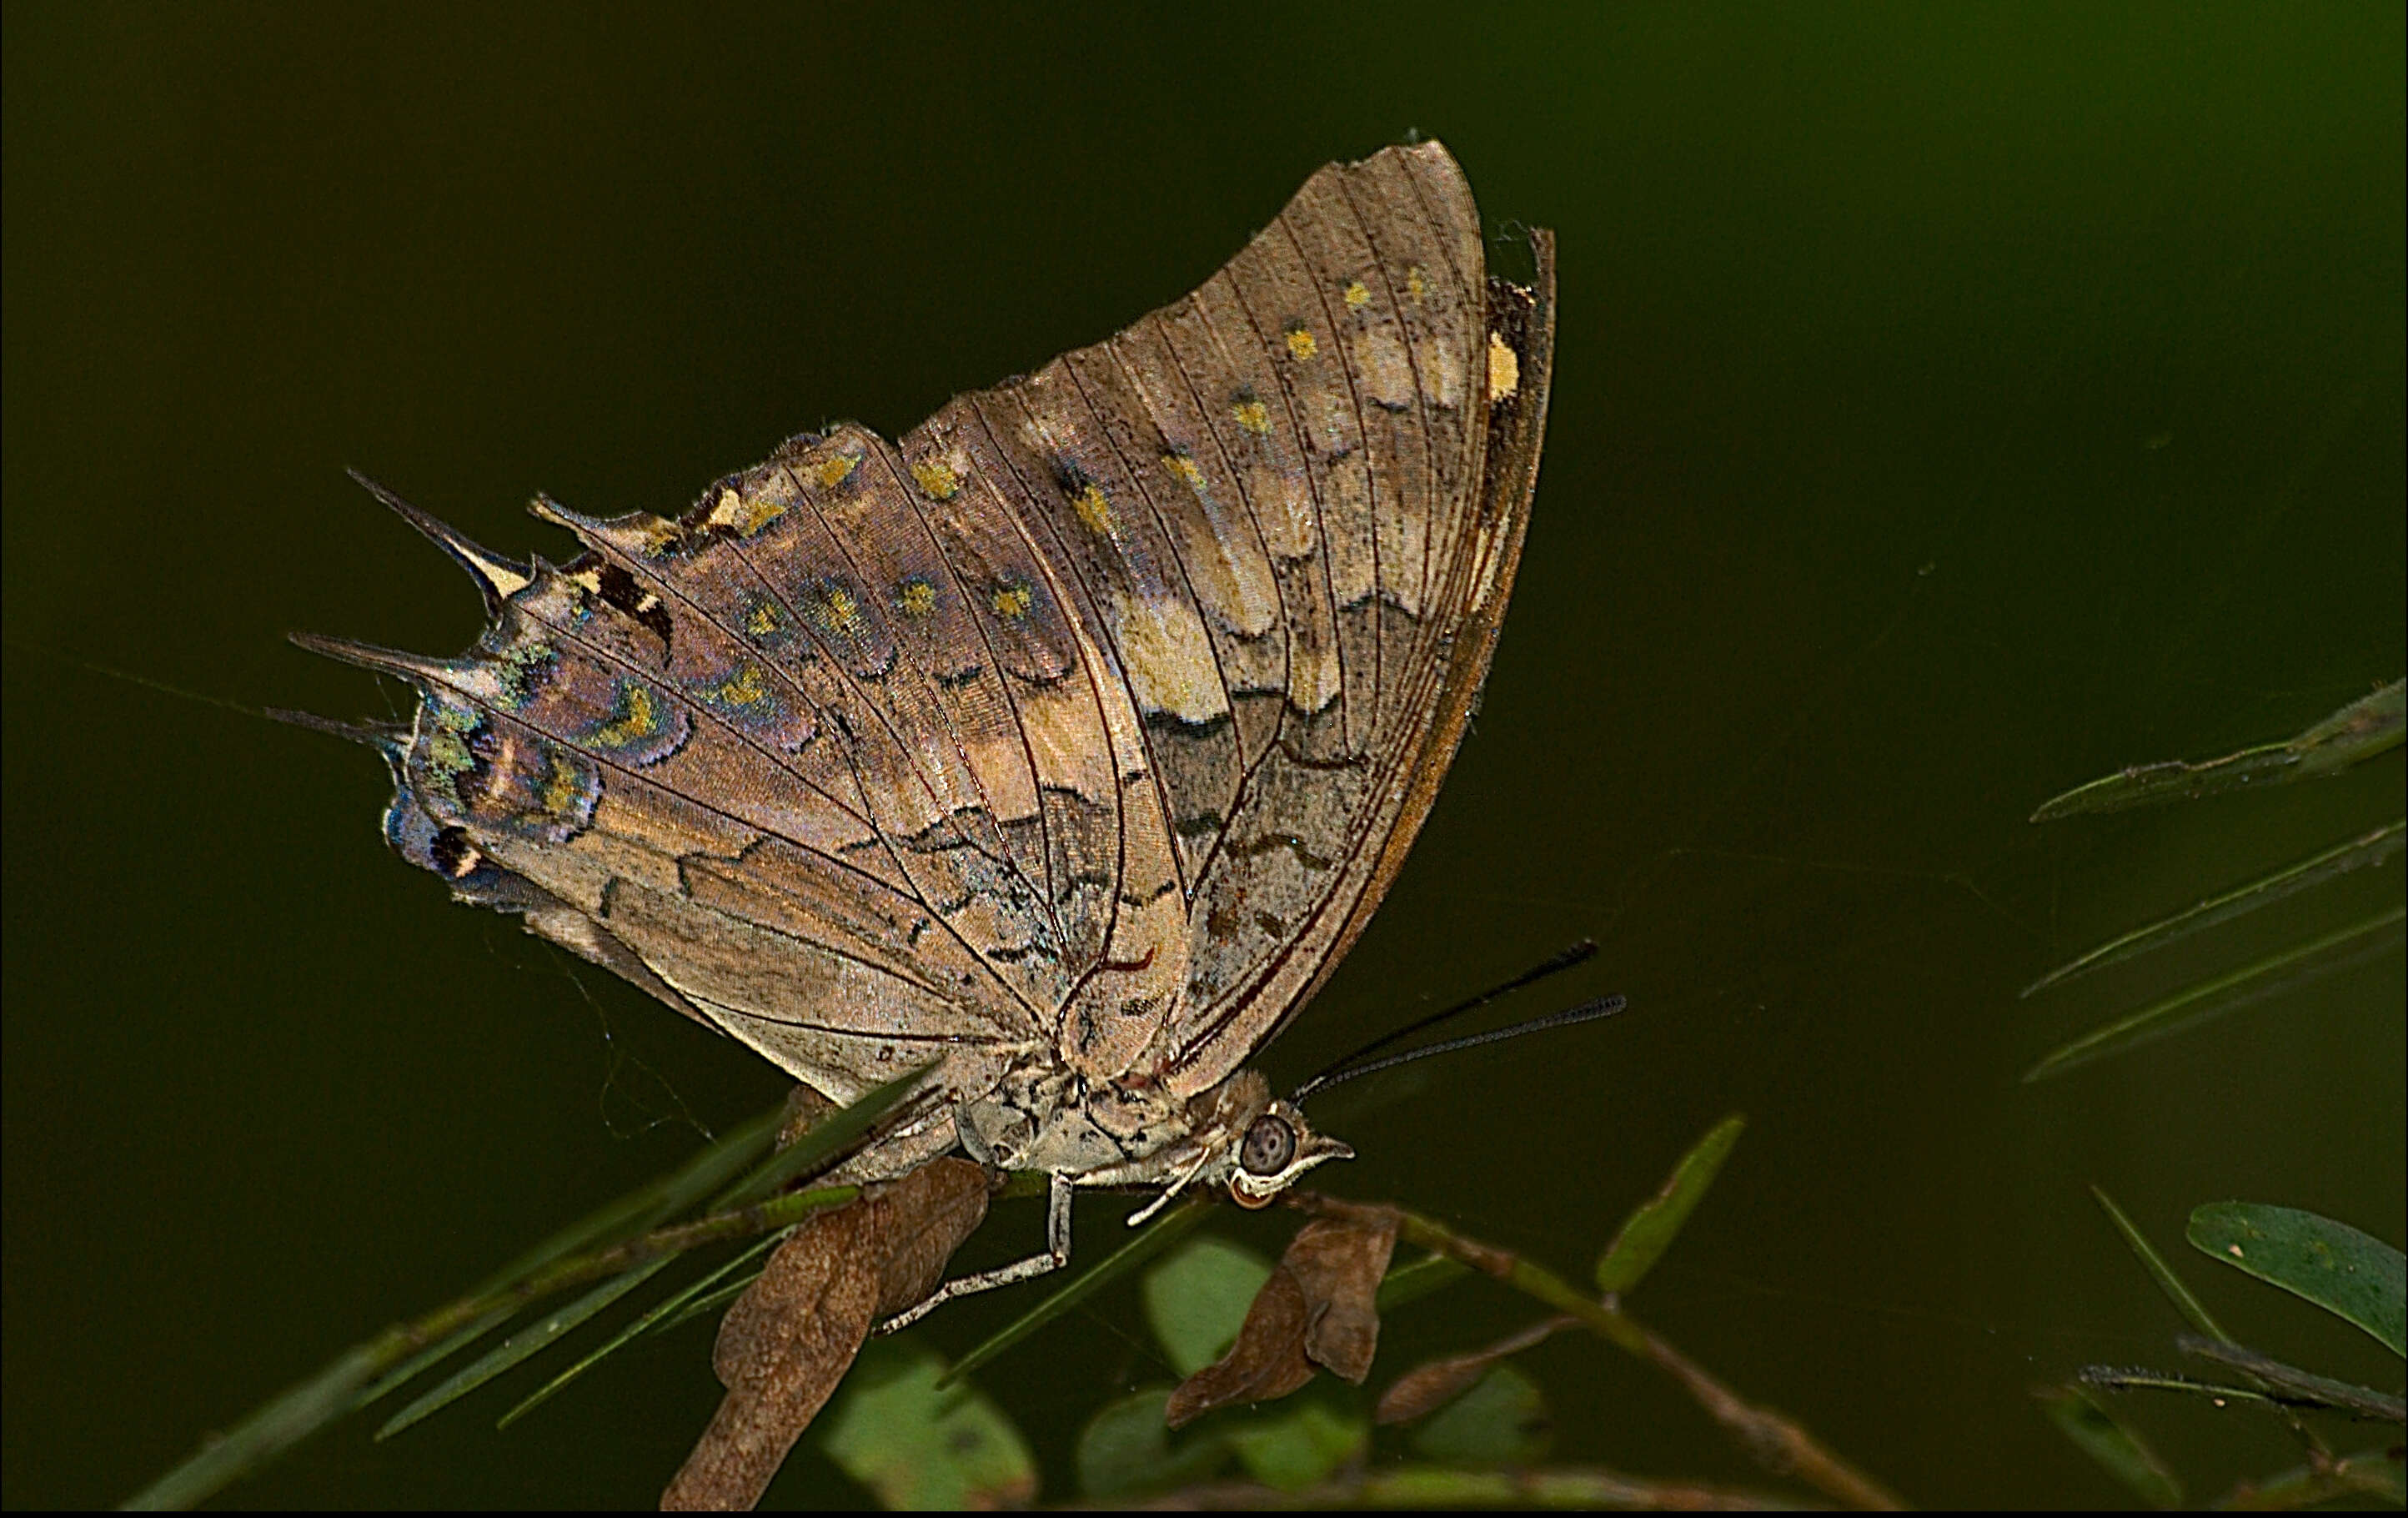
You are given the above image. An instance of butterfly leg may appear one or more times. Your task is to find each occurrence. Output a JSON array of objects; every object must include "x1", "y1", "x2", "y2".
[{"x1": 875, "y1": 1171, "x2": 1073, "y2": 1335}]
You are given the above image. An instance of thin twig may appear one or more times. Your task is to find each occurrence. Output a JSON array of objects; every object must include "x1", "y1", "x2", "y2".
[{"x1": 1291, "y1": 1191, "x2": 1904, "y2": 1511}]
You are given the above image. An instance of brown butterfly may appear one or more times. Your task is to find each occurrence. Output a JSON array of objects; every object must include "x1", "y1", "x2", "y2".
[{"x1": 302, "y1": 140, "x2": 1554, "y2": 1322}]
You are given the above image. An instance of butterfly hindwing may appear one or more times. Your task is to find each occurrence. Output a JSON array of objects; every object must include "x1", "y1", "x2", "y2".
[{"x1": 349, "y1": 140, "x2": 1548, "y2": 1149}]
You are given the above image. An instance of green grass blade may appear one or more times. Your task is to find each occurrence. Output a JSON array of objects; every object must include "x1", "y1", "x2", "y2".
[
  {"x1": 349, "y1": 1308, "x2": 514, "y2": 1412},
  {"x1": 2235, "y1": 1446, "x2": 2408, "y2": 1507},
  {"x1": 376, "y1": 1073, "x2": 932, "y2": 1437},
  {"x1": 2023, "y1": 819, "x2": 2407, "y2": 996},
  {"x1": 2289, "y1": 677, "x2": 2406, "y2": 777},
  {"x1": 2089, "y1": 1190, "x2": 2235, "y2": 1340},
  {"x1": 2188, "y1": 1203, "x2": 2406, "y2": 1357},
  {"x1": 375, "y1": 1261, "x2": 668, "y2": 1440},
  {"x1": 1376, "y1": 1252, "x2": 1473, "y2": 1314},
  {"x1": 2090, "y1": 1186, "x2": 2233, "y2": 1344},
  {"x1": 120, "y1": 1088, "x2": 889, "y2": 1507},
  {"x1": 2177, "y1": 1335, "x2": 2405, "y2": 1420},
  {"x1": 377, "y1": 1073, "x2": 927, "y2": 1440},
  {"x1": 2029, "y1": 678, "x2": 2403, "y2": 820},
  {"x1": 940, "y1": 1197, "x2": 1213, "y2": 1386},
  {"x1": 655, "y1": 1270, "x2": 765, "y2": 1335},
  {"x1": 2024, "y1": 906, "x2": 2407, "y2": 1081},
  {"x1": 354, "y1": 1101, "x2": 790, "y2": 1420},
  {"x1": 715, "y1": 1064, "x2": 935, "y2": 1209},
  {"x1": 497, "y1": 1233, "x2": 790, "y2": 1430},
  {"x1": 477, "y1": 1100, "x2": 783, "y2": 1290},
  {"x1": 1596, "y1": 1115, "x2": 1746, "y2": 1294},
  {"x1": 121, "y1": 1346, "x2": 384, "y2": 1510},
  {"x1": 2077, "y1": 1365, "x2": 2275, "y2": 1405},
  {"x1": 2034, "y1": 1385, "x2": 2183, "y2": 1509}
]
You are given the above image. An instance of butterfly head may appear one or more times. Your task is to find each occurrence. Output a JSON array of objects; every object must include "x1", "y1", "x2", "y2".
[
  {"x1": 1226, "y1": 1097, "x2": 1352, "y2": 1208},
  {"x1": 1184, "y1": 1071, "x2": 1352, "y2": 1209}
]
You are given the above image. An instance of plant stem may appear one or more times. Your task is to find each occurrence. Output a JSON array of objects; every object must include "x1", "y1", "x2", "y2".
[{"x1": 1291, "y1": 1191, "x2": 1906, "y2": 1511}]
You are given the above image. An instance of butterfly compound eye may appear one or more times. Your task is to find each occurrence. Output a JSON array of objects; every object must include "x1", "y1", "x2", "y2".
[{"x1": 1238, "y1": 1114, "x2": 1297, "y2": 1177}]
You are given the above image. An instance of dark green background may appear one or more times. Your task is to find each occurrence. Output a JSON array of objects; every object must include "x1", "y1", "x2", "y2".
[{"x1": 6, "y1": 5, "x2": 2401, "y2": 1508}]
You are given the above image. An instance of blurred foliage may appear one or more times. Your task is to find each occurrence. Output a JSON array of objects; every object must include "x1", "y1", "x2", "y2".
[{"x1": 2030, "y1": 690, "x2": 2405, "y2": 1508}]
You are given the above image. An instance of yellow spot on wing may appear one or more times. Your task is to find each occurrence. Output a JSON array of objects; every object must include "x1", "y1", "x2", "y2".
[
  {"x1": 1487, "y1": 331, "x2": 1520, "y2": 404},
  {"x1": 1407, "y1": 265, "x2": 1428, "y2": 303},
  {"x1": 896, "y1": 578, "x2": 937, "y2": 616},
  {"x1": 1232, "y1": 399, "x2": 1272, "y2": 435},
  {"x1": 745, "y1": 601, "x2": 782, "y2": 636},
  {"x1": 1343, "y1": 280, "x2": 1371, "y2": 310},
  {"x1": 1112, "y1": 587, "x2": 1227, "y2": 725},
  {"x1": 820, "y1": 586, "x2": 860, "y2": 631},
  {"x1": 910, "y1": 458, "x2": 961, "y2": 500},
  {"x1": 1162, "y1": 453, "x2": 1207, "y2": 491},
  {"x1": 709, "y1": 664, "x2": 769, "y2": 707},
  {"x1": 813, "y1": 452, "x2": 861, "y2": 490},
  {"x1": 991, "y1": 584, "x2": 1032, "y2": 620},
  {"x1": 1072, "y1": 483, "x2": 1114, "y2": 535},
  {"x1": 593, "y1": 683, "x2": 660, "y2": 747},
  {"x1": 1285, "y1": 327, "x2": 1318, "y2": 360},
  {"x1": 540, "y1": 749, "x2": 586, "y2": 817},
  {"x1": 708, "y1": 487, "x2": 784, "y2": 537},
  {"x1": 639, "y1": 519, "x2": 682, "y2": 556}
]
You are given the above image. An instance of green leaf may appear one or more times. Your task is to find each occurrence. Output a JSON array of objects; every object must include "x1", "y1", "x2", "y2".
[
  {"x1": 942, "y1": 1196, "x2": 1212, "y2": 1386},
  {"x1": 1376, "y1": 1252, "x2": 1472, "y2": 1314},
  {"x1": 2021, "y1": 819, "x2": 2407, "y2": 996},
  {"x1": 2090, "y1": 1187, "x2": 2233, "y2": 1344},
  {"x1": 818, "y1": 1340, "x2": 1037, "y2": 1510},
  {"x1": 2188, "y1": 1203, "x2": 2406, "y2": 1357},
  {"x1": 1143, "y1": 1236, "x2": 1274, "y2": 1376},
  {"x1": 1074, "y1": 1388, "x2": 1234, "y2": 1500},
  {"x1": 1412, "y1": 1364, "x2": 1552, "y2": 1470},
  {"x1": 2029, "y1": 678, "x2": 2404, "y2": 820},
  {"x1": 1223, "y1": 1398, "x2": 1368, "y2": 1491},
  {"x1": 2035, "y1": 1385, "x2": 2183, "y2": 1509},
  {"x1": 1596, "y1": 1114, "x2": 1746, "y2": 1294},
  {"x1": 2024, "y1": 906, "x2": 2406, "y2": 1081}
]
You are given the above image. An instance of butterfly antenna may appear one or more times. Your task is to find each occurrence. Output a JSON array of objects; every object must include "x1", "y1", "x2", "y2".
[
  {"x1": 1293, "y1": 993, "x2": 1628, "y2": 1101},
  {"x1": 1291, "y1": 940, "x2": 1601, "y2": 1103}
]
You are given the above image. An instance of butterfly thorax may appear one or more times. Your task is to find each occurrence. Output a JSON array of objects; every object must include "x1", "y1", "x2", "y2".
[{"x1": 955, "y1": 1065, "x2": 1350, "y2": 1204}]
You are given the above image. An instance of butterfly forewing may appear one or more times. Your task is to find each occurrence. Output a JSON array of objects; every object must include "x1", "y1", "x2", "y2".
[{"x1": 349, "y1": 140, "x2": 1550, "y2": 1167}]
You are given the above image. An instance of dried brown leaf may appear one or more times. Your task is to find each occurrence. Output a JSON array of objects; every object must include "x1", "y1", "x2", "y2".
[
  {"x1": 1165, "y1": 1266, "x2": 1317, "y2": 1430},
  {"x1": 1287, "y1": 1210, "x2": 1398, "y2": 1384},
  {"x1": 870, "y1": 1157, "x2": 991, "y2": 1315},
  {"x1": 661, "y1": 1158, "x2": 991, "y2": 1510},
  {"x1": 1163, "y1": 1209, "x2": 1400, "y2": 1430},
  {"x1": 1374, "y1": 1316, "x2": 1572, "y2": 1425}
]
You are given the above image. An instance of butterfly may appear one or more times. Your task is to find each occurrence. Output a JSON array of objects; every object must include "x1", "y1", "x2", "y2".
[{"x1": 302, "y1": 140, "x2": 1554, "y2": 1321}]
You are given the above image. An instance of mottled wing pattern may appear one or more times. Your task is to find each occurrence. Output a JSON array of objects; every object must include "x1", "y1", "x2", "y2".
[
  {"x1": 343, "y1": 141, "x2": 1548, "y2": 1148},
  {"x1": 921, "y1": 142, "x2": 1553, "y2": 1099}
]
